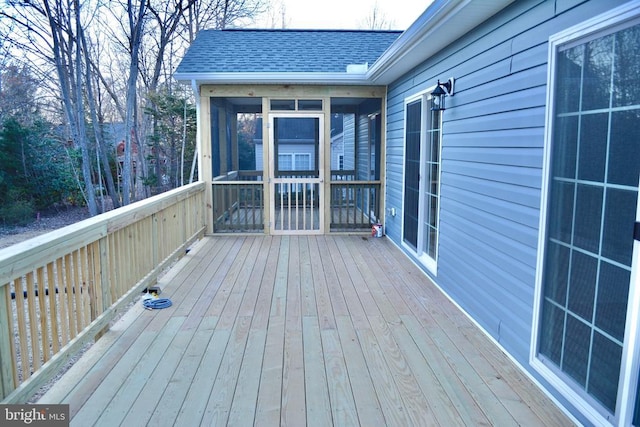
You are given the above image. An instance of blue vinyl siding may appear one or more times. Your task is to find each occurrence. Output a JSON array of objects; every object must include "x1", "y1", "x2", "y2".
[
  {"x1": 343, "y1": 115, "x2": 356, "y2": 172},
  {"x1": 384, "y1": 2, "x2": 629, "y2": 420},
  {"x1": 357, "y1": 115, "x2": 370, "y2": 181}
]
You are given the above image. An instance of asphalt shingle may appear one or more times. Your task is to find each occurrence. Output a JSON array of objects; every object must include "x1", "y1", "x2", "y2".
[{"x1": 176, "y1": 29, "x2": 402, "y2": 74}]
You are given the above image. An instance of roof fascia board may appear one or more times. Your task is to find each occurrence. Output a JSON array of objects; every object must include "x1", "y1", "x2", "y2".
[
  {"x1": 367, "y1": 0, "x2": 514, "y2": 84},
  {"x1": 175, "y1": 72, "x2": 370, "y2": 86}
]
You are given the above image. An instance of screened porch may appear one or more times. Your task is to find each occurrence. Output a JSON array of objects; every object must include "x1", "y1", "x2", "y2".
[{"x1": 202, "y1": 86, "x2": 385, "y2": 235}]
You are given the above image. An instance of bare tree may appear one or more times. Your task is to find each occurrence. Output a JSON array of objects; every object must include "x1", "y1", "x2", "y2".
[
  {"x1": 360, "y1": 2, "x2": 395, "y2": 30},
  {"x1": 37, "y1": 0, "x2": 99, "y2": 215},
  {"x1": 0, "y1": 64, "x2": 39, "y2": 123},
  {"x1": 79, "y1": 23, "x2": 120, "y2": 210},
  {"x1": 259, "y1": 0, "x2": 289, "y2": 29},
  {"x1": 144, "y1": 0, "x2": 197, "y2": 93},
  {"x1": 0, "y1": 0, "x2": 270, "y2": 215},
  {"x1": 184, "y1": 0, "x2": 267, "y2": 43},
  {"x1": 0, "y1": 0, "x2": 126, "y2": 214},
  {"x1": 117, "y1": 0, "x2": 146, "y2": 204},
  {"x1": 140, "y1": 0, "x2": 195, "y2": 192},
  {"x1": 142, "y1": 0, "x2": 266, "y2": 192}
]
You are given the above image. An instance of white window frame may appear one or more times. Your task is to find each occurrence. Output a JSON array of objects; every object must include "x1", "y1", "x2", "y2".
[
  {"x1": 277, "y1": 153, "x2": 312, "y2": 172},
  {"x1": 401, "y1": 88, "x2": 442, "y2": 275},
  {"x1": 278, "y1": 153, "x2": 294, "y2": 171},
  {"x1": 294, "y1": 153, "x2": 311, "y2": 171},
  {"x1": 531, "y1": 3, "x2": 640, "y2": 426}
]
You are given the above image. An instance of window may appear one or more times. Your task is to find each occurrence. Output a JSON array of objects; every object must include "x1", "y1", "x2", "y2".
[
  {"x1": 277, "y1": 153, "x2": 311, "y2": 172},
  {"x1": 534, "y1": 5, "x2": 640, "y2": 425},
  {"x1": 271, "y1": 99, "x2": 296, "y2": 111},
  {"x1": 298, "y1": 99, "x2": 323, "y2": 111},
  {"x1": 402, "y1": 92, "x2": 442, "y2": 272},
  {"x1": 278, "y1": 154, "x2": 293, "y2": 171},
  {"x1": 294, "y1": 153, "x2": 311, "y2": 171},
  {"x1": 271, "y1": 99, "x2": 323, "y2": 111}
]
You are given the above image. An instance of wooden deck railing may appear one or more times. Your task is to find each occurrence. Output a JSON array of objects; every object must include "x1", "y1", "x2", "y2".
[
  {"x1": 330, "y1": 169, "x2": 356, "y2": 181},
  {"x1": 330, "y1": 181, "x2": 381, "y2": 231},
  {"x1": 211, "y1": 171, "x2": 380, "y2": 233},
  {"x1": 212, "y1": 171, "x2": 264, "y2": 232},
  {"x1": 0, "y1": 181, "x2": 206, "y2": 402}
]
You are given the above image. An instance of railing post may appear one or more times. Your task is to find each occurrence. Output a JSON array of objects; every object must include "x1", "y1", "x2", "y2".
[
  {"x1": 152, "y1": 212, "x2": 159, "y2": 268},
  {"x1": 182, "y1": 197, "x2": 187, "y2": 243},
  {"x1": 0, "y1": 285, "x2": 15, "y2": 399},
  {"x1": 93, "y1": 237, "x2": 112, "y2": 341},
  {"x1": 98, "y1": 238, "x2": 111, "y2": 312}
]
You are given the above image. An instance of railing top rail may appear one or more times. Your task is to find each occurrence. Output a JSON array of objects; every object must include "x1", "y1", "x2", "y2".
[
  {"x1": 330, "y1": 180, "x2": 382, "y2": 185},
  {"x1": 213, "y1": 171, "x2": 263, "y2": 182},
  {"x1": 212, "y1": 181, "x2": 263, "y2": 185},
  {"x1": 0, "y1": 181, "x2": 206, "y2": 287}
]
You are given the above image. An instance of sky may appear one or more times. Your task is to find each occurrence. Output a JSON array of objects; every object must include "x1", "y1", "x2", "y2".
[{"x1": 255, "y1": 0, "x2": 433, "y2": 31}]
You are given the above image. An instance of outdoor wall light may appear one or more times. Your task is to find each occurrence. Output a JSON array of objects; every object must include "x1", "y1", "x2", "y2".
[{"x1": 430, "y1": 77, "x2": 455, "y2": 111}]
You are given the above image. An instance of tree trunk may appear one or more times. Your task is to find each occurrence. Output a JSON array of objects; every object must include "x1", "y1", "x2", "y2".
[
  {"x1": 80, "y1": 25, "x2": 120, "y2": 210},
  {"x1": 43, "y1": 0, "x2": 98, "y2": 215},
  {"x1": 123, "y1": 0, "x2": 146, "y2": 205},
  {"x1": 73, "y1": 0, "x2": 98, "y2": 215}
]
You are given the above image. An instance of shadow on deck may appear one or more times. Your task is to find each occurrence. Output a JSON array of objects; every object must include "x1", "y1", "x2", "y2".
[{"x1": 39, "y1": 235, "x2": 573, "y2": 426}]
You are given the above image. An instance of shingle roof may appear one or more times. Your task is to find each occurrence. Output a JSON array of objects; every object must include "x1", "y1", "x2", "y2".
[{"x1": 175, "y1": 29, "x2": 402, "y2": 75}]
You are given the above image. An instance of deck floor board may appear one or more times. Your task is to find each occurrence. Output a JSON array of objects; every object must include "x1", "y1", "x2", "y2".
[{"x1": 39, "y1": 235, "x2": 574, "y2": 426}]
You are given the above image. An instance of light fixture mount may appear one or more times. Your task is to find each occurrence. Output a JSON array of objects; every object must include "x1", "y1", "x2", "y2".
[{"x1": 430, "y1": 77, "x2": 455, "y2": 111}]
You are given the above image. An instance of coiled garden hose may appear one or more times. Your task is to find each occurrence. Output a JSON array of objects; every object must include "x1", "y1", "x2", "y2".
[{"x1": 142, "y1": 297, "x2": 173, "y2": 310}]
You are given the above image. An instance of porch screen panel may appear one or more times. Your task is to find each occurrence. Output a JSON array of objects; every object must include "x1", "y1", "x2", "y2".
[
  {"x1": 226, "y1": 111, "x2": 233, "y2": 172},
  {"x1": 274, "y1": 117, "x2": 318, "y2": 177},
  {"x1": 403, "y1": 100, "x2": 421, "y2": 250},
  {"x1": 211, "y1": 102, "x2": 221, "y2": 177},
  {"x1": 272, "y1": 116, "x2": 322, "y2": 233},
  {"x1": 539, "y1": 23, "x2": 640, "y2": 417},
  {"x1": 372, "y1": 114, "x2": 382, "y2": 181}
]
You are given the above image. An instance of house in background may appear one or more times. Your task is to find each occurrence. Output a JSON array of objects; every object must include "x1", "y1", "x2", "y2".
[
  {"x1": 253, "y1": 114, "x2": 360, "y2": 176},
  {"x1": 175, "y1": 0, "x2": 640, "y2": 425}
]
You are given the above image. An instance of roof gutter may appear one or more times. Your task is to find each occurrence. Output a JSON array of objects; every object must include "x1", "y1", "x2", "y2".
[
  {"x1": 175, "y1": 71, "x2": 371, "y2": 86},
  {"x1": 366, "y1": 0, "x2": 514, "y2": 84},
  {"x1": 191, "y1": 79, "x2": 200, "y2": 183},
  {"x1": 190, "y1": 79, "x2": 199, "y2": 97}
]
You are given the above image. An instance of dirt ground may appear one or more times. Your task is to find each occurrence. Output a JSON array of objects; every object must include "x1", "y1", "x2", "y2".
[{"x1": 0, "y1": 206, "x2": 91, "y2": 250}]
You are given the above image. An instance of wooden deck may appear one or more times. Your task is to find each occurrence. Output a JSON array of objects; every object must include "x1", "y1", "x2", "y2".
[{"x1": 39, "y1": 235, "x2": 573, "y2": 426}]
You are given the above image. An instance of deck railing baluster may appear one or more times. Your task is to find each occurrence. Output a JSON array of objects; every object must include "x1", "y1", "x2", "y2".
[
  {"x1": 212, "y1": 171, "x2": 264, "y2": 233},
  {"x1": 328, "y1": 181, "x2": 381, "y2": 232}
]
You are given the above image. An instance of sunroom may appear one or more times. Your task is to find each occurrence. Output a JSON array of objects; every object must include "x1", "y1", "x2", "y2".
[{"x1": 175, "y1": 30, "x2": 399, "y2": 235}]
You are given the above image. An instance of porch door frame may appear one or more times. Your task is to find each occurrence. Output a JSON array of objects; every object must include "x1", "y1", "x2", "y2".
[{"x1": 268, "y1": 112, "x2": 325, "y2": 235}]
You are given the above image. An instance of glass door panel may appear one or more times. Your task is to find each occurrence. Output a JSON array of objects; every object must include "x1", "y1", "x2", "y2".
[{"x1": 539, "y1": 22, "x2": 640, "y2": 419}]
